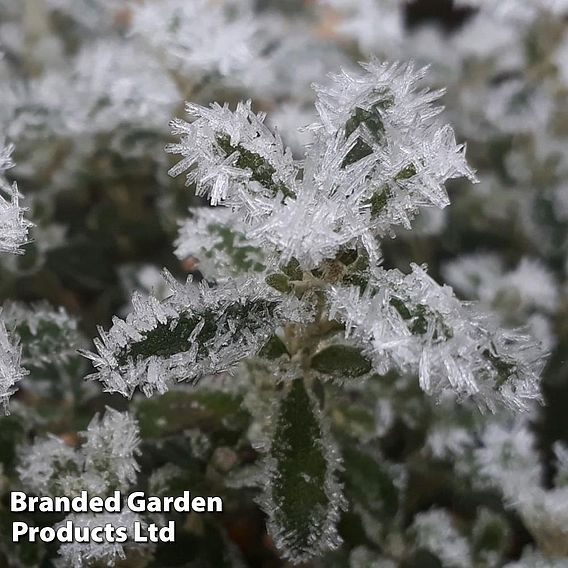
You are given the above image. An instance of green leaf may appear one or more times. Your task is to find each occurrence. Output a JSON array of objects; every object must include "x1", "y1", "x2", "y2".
[
  {"x1": 258, "y1": 335, "x2": 289, "y2": 359},
  {"x1": 266, "y1": 379, "x2": 342, "y2": 562},
  {"x1": 365, "y1": 187, "x2": 391, "y2": 218},
  {"x1": 311, "y1": 345, "x2": 372, "y2": 378},
  {"x1": 117, "y1": 299, "x2": 278, "y2": 366},
  {"x1": 341, "y1": 92, "x2": 394, "y2": 168},
  {"x1": 265, "y1": 273, "x2": 292, "y2": 293},
  {"x1": 281, "y1": 257, "x2": 303, "y2": 281}
]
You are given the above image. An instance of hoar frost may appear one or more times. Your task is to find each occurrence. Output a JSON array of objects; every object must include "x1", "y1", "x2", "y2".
[{"x1": 82, "y1": 58, "x2": 548, "y2": 562}]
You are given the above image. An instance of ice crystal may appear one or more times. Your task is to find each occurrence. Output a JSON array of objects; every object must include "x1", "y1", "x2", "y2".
[
  {"x1": 167, "y1": 100, "x2": 299, "y2": 214},
  {"x1": 84, "y1": 272, "x2": 309, "y2": 397},
  {"x1": 328, "y1": 264, "x2": 545, "y2": 410},
  {"x1": 259, "y1": 378, "x2": 346, "y2": 563},
  {"x1": 18, "y1": 408, "x2": 140, "y2": 496},
  {"x1": 0, "y1": 140, "x2": 30, "y2": 255},
  {"x1": 0, "y1": 317, "x2": 26, "y2": 412},
  {"x1": 169, "y1": 61, "x2": 475, "y2": 268},
  {"x1": 81, "y1": 408, "x2": 140, "y2": 491},
  {"x1": 55, "y1": 509, "x2": 142, "y2": 568},
  {"x1": 175, "y1": 207, "x2": 265, "y2": 279}
]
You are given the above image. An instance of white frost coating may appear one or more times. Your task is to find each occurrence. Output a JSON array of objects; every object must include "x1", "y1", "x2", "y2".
[
  {"x1": 32, "y1": 40, "x2": 179, "y2": 137},
  {"x1": 55, "y1": 509, "x2": 143, "y2": 568},
  {"x1": 475, "y1": 420, "x2": 568, "y2": 557},
  {"x1": 443, "y1": 255, "x2": 559, "y2": 314},
  {"x1": 84, "y1": 272, "x2": 310, "y2": 397},
  {"x1": 18, "y1": 436, "x2": 80, "y2": 495},
  {"x1": 131, "y1": 0, "x2": 257, "y2": 77},
  {"x1": 0, "y1": 140, "x2": 30, "y2": 255},
  {"x1": 320, "y1": 0, "x2": 407, "y2": 55},
  {"x1": 0, "y1": 316, "x2": 26, "y2": 412},
  {"x1": 2, "y1": 301, "x2": 83, "y2": 368},
  {"x1": 169, "y1": 61, "x2": 475, "y2": 269},
  {"x1": 18, "y1": 408, "x2": 140, "y2": 496},
  {"x1": 18, "y1": 410, "x2": 141, "y2": 566},
  {"x1": 328, "y1": 264, "x2": 545, "y2": 411},
  {"x1": 413, "y1": 509, "x2": 472, "y2": 568},
  {"x1": 167, "y1": 99, "x2": 299, "y2": 213},
  {"x1": 81, "y1": 408, "x2": 140, "y2": 491},
  {"x1": 175, "y1": 207, "x2": 265, "y2": 279}
]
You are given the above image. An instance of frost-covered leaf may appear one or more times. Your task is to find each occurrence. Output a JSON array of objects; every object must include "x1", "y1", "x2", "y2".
[
  {"x1": 261, "y1": 379, "x2": 345, "y2": 562},
  {"x1": 83, "y1": 272, "x2": 309, "y2": 397},
  {"x1": 328, "y1": 264, "x2": 546, "y2": 411},
  {"x1": 0, "y1": 140, "x2": 31, "y2": 255},
  {"x1": 56, "y1": 509, "x2": 142, "y2": 568},
  {"x1": 167, "y1": 100, "x2": 299, "y2": 215},
  {"x1": 175, "y1": 207, "x2": 265, "y2": 278},
  {"x1": 2, "y1": 302, "x2": 86, "y2": 388},
  {"x1": 18, "y1": 408, "x2": 140, "y2": 496},
  {"x1": 131, "y1": 0, "x2": 258, "y2": 78},
  {"x1": 0, "y1": 317, "x2": 27, "y2": 412}
]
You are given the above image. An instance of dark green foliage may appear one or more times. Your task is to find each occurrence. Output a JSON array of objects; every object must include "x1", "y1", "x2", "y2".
[
  {"x1": 341, "y1": 92, "x2": 394, "y2": 168},
  {"x1": 258, "y1": 335, "x2": 289, "y2": 359},
  {"x1": 270, "y1": 379, "x2": 333, "y2": 556},
  {"x1": 265, "y1": 273, "x2": 292, "y2": 293},
  {"x1": 311, "y1": 345, "x2": 372, "y2": 378},
  {"x1": 281, "y1": 257, "x2": 304, "y2": 281},
  {"x1": 117, "y1": 300, "x2": 278, "y2": 366},
  {"x1": 366, "y1": 187, "x2": 391, "y2": 217},
  {"x1": 342, "y1": 445, "x2": 399, "y2": 517},
  {"x1": 483, "y1": 348, "x2": 517, "y2": 388}
]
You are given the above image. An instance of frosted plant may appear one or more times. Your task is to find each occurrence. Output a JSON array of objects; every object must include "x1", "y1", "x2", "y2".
[
  {"x1": 81, "y1": 60, "x2": 548, "y2": 562},
  {"x1": 83, "y1": 271, "x2": 310, "y2": 398},
  {"x1": 412, "y1": 509, "x2": 471, "y2": 568},
  {"x1": 0, "y1": 140, "x2": 30, "y2": 413},
  {"x1": 130, "y1": 0, "x2": 258, "y2": 78},
  {"x1": 18, "y1": 408, "x2": 142, "y2": 566},
  {"x1": 328, "y1": 263, "x2": 544, "y2": 411},
  {"x1": 29, "y1": 40, "x2": 180, "y2": 139},
  {"x1": 320, "y1": 0, "x2": 407, "y2": 55},
  {"x1": 2, "y1": 301, "x2": 85, "y2": 370},
  {"x1": 474, "y1": 418, "x2": 568, "y2": 558},
  {"x1": 18, "y1": 407, "x2": 140, "y2": 496},
  {"x1": 0, "y1": 317, "x2": 26, "y2": 412},
  {"x1": 0, "y1": 141, "x2": 30, "y2": 255},
  {"x1": 55, "y1": 509, "x2": 143, "y2": 568}
]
